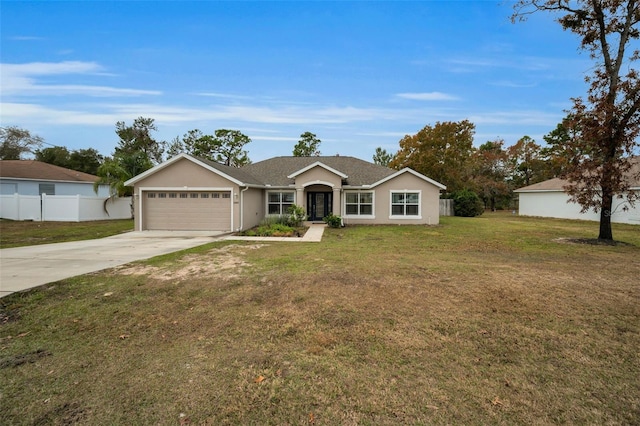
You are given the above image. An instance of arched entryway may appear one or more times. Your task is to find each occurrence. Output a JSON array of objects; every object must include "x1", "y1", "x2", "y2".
[{"x1": 305, "y1": 184, "x2": 333, "y2": 221}]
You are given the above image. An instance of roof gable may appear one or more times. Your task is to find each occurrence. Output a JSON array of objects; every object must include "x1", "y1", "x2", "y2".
[
  {"x1": 287, "y1": 161, "x2": 348, "y2": 179},
  {"x1": 124, "y1": 153, "x2": 263, "y2": 187},
  {"x1": 0, "y1": 160, "x2": 99, "y2": 183},
  {"x1": 370, "y1": 168, "x2": 447, "y2": 190}
]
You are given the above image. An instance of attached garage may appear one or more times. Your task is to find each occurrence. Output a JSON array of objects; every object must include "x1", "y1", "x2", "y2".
[
  {"x1": 124, "y1": 155, "x2": 263, "y2": 232},
  {"x1": 142, "y1": 191, "x2": 232, "y2": 231}
]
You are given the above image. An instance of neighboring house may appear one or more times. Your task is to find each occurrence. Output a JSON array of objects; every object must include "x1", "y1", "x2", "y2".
[
  {"x1": 0, "y1": 160, "x2": 131, "y2": 222},
  {"x1": 514, "y1": 157, "x2": 640, "y2": 225},
  {"x1": 0, "y1": 160, "x2": 110, "y2": 197},
  {"x1": 124, "y1": 153, "x2": 446, "y2": 232}
]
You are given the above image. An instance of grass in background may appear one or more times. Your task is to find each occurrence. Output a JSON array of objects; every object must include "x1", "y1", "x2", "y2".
[
  {"x1": 0, "y1": 219, "x2": 134, "y2": 249},
  {"x1": 1, "y1": 212, "x2": 638, "y2": 424}
]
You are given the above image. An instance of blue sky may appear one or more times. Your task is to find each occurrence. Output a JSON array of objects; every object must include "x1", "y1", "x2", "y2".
[{"x1": 1, "y1": 1, "x2": 591, "y2": 162}]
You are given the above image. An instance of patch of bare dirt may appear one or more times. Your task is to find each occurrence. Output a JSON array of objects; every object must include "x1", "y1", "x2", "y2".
[{"x1": 115, "y1": 244, "x2": 267, "y2": 281}]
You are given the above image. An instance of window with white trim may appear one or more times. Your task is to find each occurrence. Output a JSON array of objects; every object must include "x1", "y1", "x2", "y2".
[
  {"x1": 345, "y1": 191, "x2": 373, "y2": 216},
  {"x1": 390, "y1": 191, "x2": 420, "y2": 217},
  {"x1": 268, "y1": 191, "x2": 295, "y2": 215}
]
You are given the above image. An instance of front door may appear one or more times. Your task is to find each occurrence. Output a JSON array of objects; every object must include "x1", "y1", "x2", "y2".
[{"x1": 307, "y1": 192, "x2": 332, "y2": 221}]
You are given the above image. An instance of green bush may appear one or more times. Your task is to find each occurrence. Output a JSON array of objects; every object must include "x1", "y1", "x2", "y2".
[
  {"x1": 323, "y1": 213, "x2": 342, "y2": 228},
  {"x1": 286, "y1": 204, "x2": 306, "y2": 227},
  {"x1": 453, "y1": 190, "x2": 484, "y2": 217}
]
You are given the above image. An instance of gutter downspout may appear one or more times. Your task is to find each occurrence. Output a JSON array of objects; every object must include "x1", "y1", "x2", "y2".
[{"x1": 238, "y1": 186, "x2": 249, "y2": 231}]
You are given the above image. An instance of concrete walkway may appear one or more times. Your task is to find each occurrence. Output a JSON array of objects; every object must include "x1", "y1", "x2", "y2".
[{"x1": 0, "y1": 225, "x2": 326, "y2": 298}]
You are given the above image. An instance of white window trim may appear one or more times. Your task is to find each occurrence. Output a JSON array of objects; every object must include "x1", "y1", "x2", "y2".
[
  {"x1": 389, "y1": 190, "x2": 422, "y2": 219},
  {"x1": 266, "y1": 190, "x2": 296, "y2": 216},
  {"x1": 343, "y1": 190, "x2": 375, "y2": 219}
]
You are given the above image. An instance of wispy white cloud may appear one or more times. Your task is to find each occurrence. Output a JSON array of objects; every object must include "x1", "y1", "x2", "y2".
[
  {"x1": 395, "y1": 92, "x2": 459, "y2": 101},
  {"x1": 3, "y1": 61, "x2": 103, "y2": 75},
  {"x1": 489, "y1": 80, "x2": 537, "y2": 88},
  {"x1": 251, "y1": 135, "x2": 299, "y2": 142},
  {"x1": 18, "y1": 84, "x2": 160, "y2": 97},
  {"x1": 0, "y1": 100, "x2": 428, "y2": 129},
  {"x1": 445, "y1": 55, "x2": 589, "y2": 76},
  {"x1": 193, "y1": 92, "x2": 253, "y2": 100},
  {"x1": 467, "y1": 110, "x2": 561, "y2": 127},
  {"x1": 355, "y1": 131, "x2": 412, "y2": 138},
  {"x1": 0, "y1": 61, "x2": 161, "y2": 98},
  {"x1": 0, "y1": 102, "x2": 119, "y2": 126},
  {"x1": 9, "y1": 35, "x2": 44, "y2": 41}
]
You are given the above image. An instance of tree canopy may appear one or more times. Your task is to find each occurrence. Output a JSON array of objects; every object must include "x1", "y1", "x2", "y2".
[
  {"x1": 0, "y1": 126, "x2": 44, "y2": 160},
  {"x1": 389, "y1": 120, "x2": 476, "y2": 194},
  {"x1": 513, "y1": 0, "x2": 640, "y2": 241},
  {"x1": 293, "y1": 132, "x2": 321, "y2": 157},
  {"x1": 168, "y1": 129, "x2": 251, "y2": 167},
  {"x1": 506, "y1": 136, "x2": 550, "y2": 188},
  {"x1": 470, "y1": 139, "x2": 512, "y2": 210},
  {"x1": 114, "y1": 117, "x2": 165, "y2": 166},
  {"x1": 372, "y1": 147, "x2": 393, "y2": 166},
  {"x1": 35, "y1": 146, "x2": 103, "y2": 175},
  {"x1": 95, "y1": 117, "x2": 163, "y2": 197}
]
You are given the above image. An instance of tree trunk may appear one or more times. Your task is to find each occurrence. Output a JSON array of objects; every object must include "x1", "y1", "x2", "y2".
[{"x1": 598, "y1": 189, "x2": 614, "y2": 241}]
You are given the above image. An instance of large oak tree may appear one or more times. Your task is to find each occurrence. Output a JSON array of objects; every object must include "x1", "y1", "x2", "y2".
[
  {"x1": 390, "y1": 120, "x2": 476, "y2": 194},
  {"x1": 514, "y1": 0, "x2": 640, "y2": 241}
]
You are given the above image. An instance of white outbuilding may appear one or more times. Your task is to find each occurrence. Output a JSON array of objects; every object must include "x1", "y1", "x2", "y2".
[{"x1": 514, "y1": 157, "x2": 640, "y2": 225}]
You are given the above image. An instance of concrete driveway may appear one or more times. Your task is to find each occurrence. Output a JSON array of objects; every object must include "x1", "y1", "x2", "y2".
[{"x1": 0, "y1": 231, "x2": 223, "y2": 298}]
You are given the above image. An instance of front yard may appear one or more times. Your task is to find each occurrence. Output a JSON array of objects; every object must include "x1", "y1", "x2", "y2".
[
  {"x1": 1, "y1": 213, "x2": 638, "y2": 424},
  {"x1": 0, "y1": 219, "x2": 134, "y2": 249}
]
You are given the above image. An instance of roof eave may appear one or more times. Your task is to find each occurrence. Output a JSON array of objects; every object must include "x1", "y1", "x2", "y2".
[{"x1": 0, "y1": 177, "x2": 101, "y2": 184}]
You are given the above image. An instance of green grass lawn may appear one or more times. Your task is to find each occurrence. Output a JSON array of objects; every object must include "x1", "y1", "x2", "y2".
[
  {"x1": 0, "y1": 219, "x2": 134, "y2": 249},
  {"x1": 1, "y1": 213, "x2": 638, "y2": 425}
]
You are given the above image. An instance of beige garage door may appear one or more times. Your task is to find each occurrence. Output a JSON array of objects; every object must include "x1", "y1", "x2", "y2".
[{"x1": 143, "y1": 191, "x2": 231, "y2": 231}]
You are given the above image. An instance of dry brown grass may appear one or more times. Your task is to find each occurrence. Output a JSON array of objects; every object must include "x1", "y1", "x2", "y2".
[{"x1": 1, "y1": 213, "x2": 638, "y2": 425}]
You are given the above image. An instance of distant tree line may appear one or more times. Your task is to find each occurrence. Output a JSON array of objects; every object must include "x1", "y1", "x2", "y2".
[{"x1": 373, "y1": 119, "x2": 578, "y2": 213}]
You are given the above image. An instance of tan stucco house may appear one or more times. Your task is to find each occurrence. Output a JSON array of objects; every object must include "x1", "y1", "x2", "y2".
[{"x1": 124, "y1": 153, "x2": 446, "y2": 232}]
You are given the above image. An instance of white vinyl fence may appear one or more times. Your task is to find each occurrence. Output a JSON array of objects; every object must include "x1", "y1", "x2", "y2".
[{"x1": 0, "y1": 194, "x2": 132, "y2": 222}]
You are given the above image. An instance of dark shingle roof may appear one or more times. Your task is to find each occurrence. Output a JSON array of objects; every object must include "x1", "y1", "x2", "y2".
[
  {"x1": 196, "y1": 157, "x2": 265, "y2": 186},
  {"x1": 0, "y1": 160, "x2": 99, "y2": 182},
  {"x1": 241, "y1": 156, "x2": 396, "y2": 186}
]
